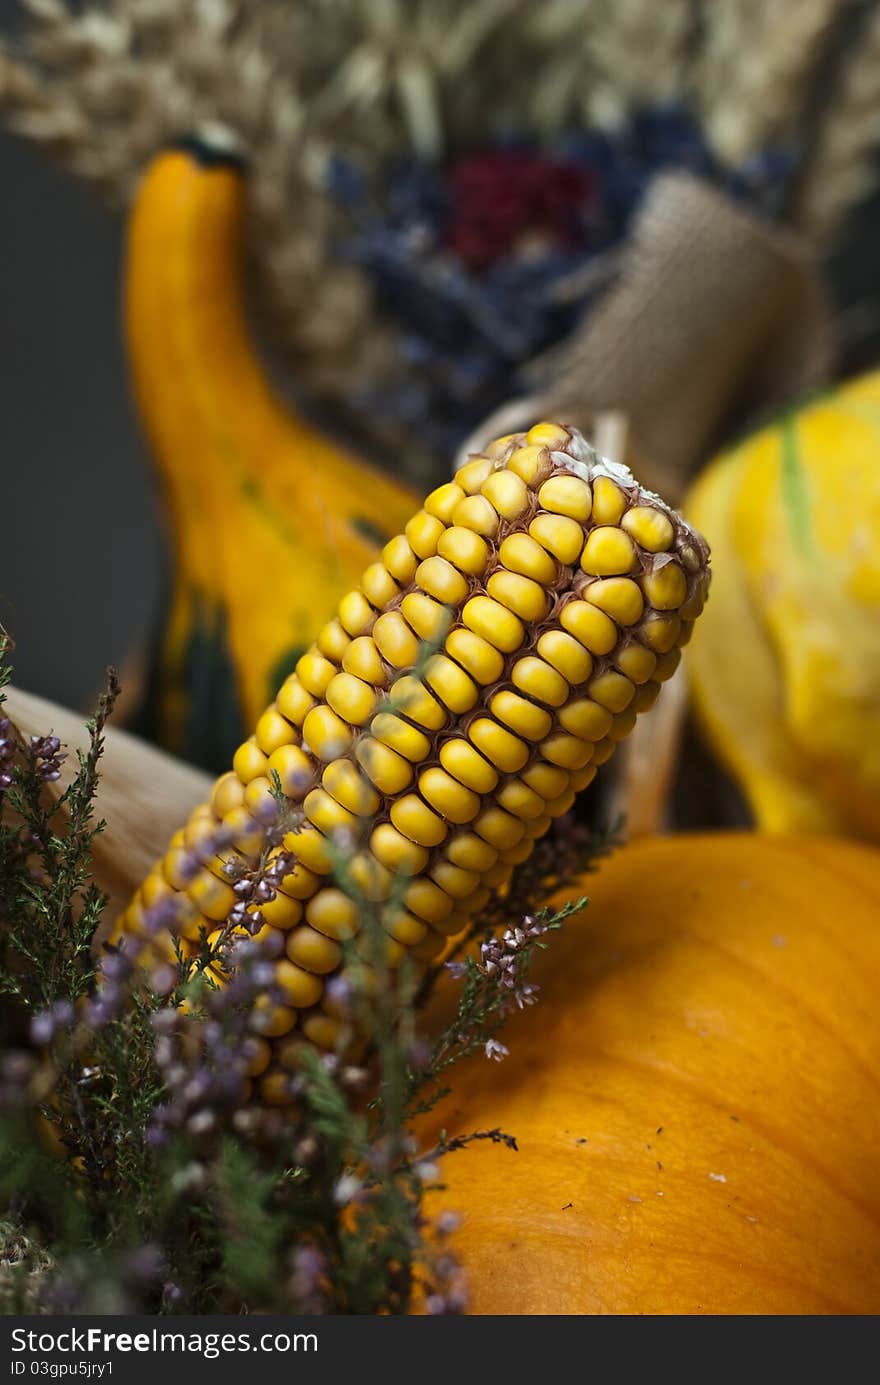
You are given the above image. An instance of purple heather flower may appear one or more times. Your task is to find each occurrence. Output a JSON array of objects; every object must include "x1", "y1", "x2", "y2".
[{"x1": 484, "y1": 1038, "x2": 509, "y2": 1062}]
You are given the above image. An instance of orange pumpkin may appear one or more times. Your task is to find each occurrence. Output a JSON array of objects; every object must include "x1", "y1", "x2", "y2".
[{"x1": 422, "y1": 833, "x2": 880, "y2": 1314}]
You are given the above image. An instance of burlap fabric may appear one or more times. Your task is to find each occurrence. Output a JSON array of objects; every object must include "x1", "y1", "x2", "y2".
[{"x1": 460, "y1": 172, "x2": 834, "y2": 500}]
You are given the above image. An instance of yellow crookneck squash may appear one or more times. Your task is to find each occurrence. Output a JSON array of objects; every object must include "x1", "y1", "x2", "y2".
[
  {"x1": 422, "y1": 832, "x2": 880, "y2": 1315},
  {"x1": 125, "y1": 138, "x2": 419, "y2": 768},
  {"x1": 684, "y1": 371, "x2": 880, "y2": 842}
]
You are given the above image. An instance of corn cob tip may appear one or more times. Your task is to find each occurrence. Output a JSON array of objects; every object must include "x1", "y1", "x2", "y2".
[{"x1": 112, "y1": 422, "x2": 710, "y2": 1100}]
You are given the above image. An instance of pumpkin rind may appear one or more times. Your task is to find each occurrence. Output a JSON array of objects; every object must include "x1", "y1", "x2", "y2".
[{"x1": 421, "y1": 833, "x2": 880, "y2": 1314}]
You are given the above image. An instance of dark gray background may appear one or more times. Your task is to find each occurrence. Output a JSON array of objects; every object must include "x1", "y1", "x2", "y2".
[{"x1": 1, "y1": 123, "x2": 163, "y2": 712}]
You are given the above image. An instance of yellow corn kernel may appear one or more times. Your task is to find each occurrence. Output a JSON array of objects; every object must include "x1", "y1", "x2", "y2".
[
  {"x1": 496, "y1": 837, "x2": 533, "y2": 866},
  {"x1": 545, "y1": 788, "x2": 576, "y2": 818},
  {"x1": 243, "y1": 776, "x2": 276, "y2": 820},
  {"x1": 521, "y1": 760, "x2": 570, "y2": 798},
  {"x1": 304, "y1": 787, "x2": 358, "y2": 838},
  {"x1": 222, "y1": 806, "x2": 264, "y2": 858},
  {"x1": 540, "y1": 733, "x2": 594, "y2": 770},
  {"x1": 456, "y1": 455, "x2": 495, "y2": 494},
  {"x1": 285, "y1": 926, "x2": 343, "y2": 975},
  {"x1": 409, "y1": 928, "x2": 447, "y2": 962},
  {"x1": 326, "y1": 671, "x2": 378, "y2": 726},
  {"x1": 354, "y1": 929, "x2": 408, "y2": 968},
  {"x1": 490, "y1": 689, "x2": 552, "y2": 741},
  {"x1": 615, "y1": 643, "x2": 657, "y2": 684},
  {"x1": 424, "y1": 481, "x2": 465, "y2": 521},
  {"x1": 621, "y1": 505, "x2": 674, "y2": 552},
  {"x1": 481, "y1": 468, "x2": 530, "y2": 519},
  {"x1": 317, "y1": 618, "x2": 352, "y2": 663},
  {"x1": 654, "y1": 647, "x2": 682, "y2": 682},
  {"x1": 497, "y1": 778, "x2": 545, "y2": 820},
  {"x1": 445, "y1": 832, "x2": 499, "y2": 872},
  {"x1": 370, "y1": 823, "x2": 430, "y2": 875},
  {"x1": 498, "y1": 532, "x2": 558, "y2": 585},
  {"x1": 430, "y1": 861, "x2": 481, "y2": 900},
  {"x1": 252, "y1": 999, "x2": 297, "y2": 1038},
  {"x1": 609, "y1": 706, "x2": 638, "y2": 741},
  {"x1": 301, "y1": 1014, "x2": 344, "y2": 1050},
  {"x1": 487, "y1": 569, "x2": 550, "y2": 622},
  {"x1": 390, "y1": 675, "x2": 446, "y2": 731},
  {"x1": 305, "y1": 888, "x2": 360, "y2": 940},
  {"x1": 580, "y1": 526, "x2": 637, "y2": 576},
  {"x1": 275, "y1": 959, "x2": 323, "y2": 1009},
  {"x1": 416, "y1": 555, "x2": 470, "y2": 606},
  {"x1": 439, "y1": 738, "x2": 499, "y2": 794},
  {"x1": 527, "y1": 422, "x2": 569, "y2": 448},
  {"x1": 348, "y1": 852, "x2": 394, "y2": 901},
  {"x1": 642, "y1": 560, "x2": 687, "y2": 610},
  {"x1": 401, "y1": 591, "x2": 453, "y2": 643},
  {"x1": 588, "y1": 670, "x2": 635, "y2": 713},
  {"x1": 585, "y1": 576, "x2": 644, "y2": 626},
  {"x1": 452, "y1": 493, "x2": 500, "y2": 538},
  {"x1": 360, "y1": 563, "x2": 399, "y2": 610},
  {"x1": 529, "y1": 512, "x2": 584, "y2": 565},
  {"x1": 233, "y1": 737, "x2": 269, "y2": 785},
  {"x1": 419, "y1": 766, "x2": 481, "y2": 824},
  {"x1": 244, "y1": 1038, "x2": 272, "y2": 1078},
  {"x1": 511, "y1": 655, "x2": 569, "y2": 707},
  {"x1": 284, "y1": 826, "x2": 333, "y2": 875},
  {"x1": 211, "y1": 772, "x2": 244, "y2": 818},
  {"x1": 383, "y1": 908, "x2": 430, "y2": 946},
  {"x1": 372, "y1": 610, "x2": 421, "y2": 668},
  {"x1": 538, "y1": 473, "x2": 591, "y2": 521},
  {"x1": 507, "y1": 443, "x2": 552, "y2": 487},
  {"x1": 183, "y1": 810, "x2": 215, "y2": 851},
  {"x1": 277, "y1": 859, "x2": 321, "y2": 900},
  {"x1": 468, "y1": 716, "x2": 529, "y2": 772},
  {"x1": 355, "y1": 737, "x2": 413, "y2": 795},
  {"x1": 405, "y1": 510, "x2": 446, "y2": 558},
  {"x1": 536, "y1": 630, "x2": 593, "y2": 685},
  {"x1": 266, "y1": 743, "x2": 312, "y2": 800},
  {"x1": 383, "y1": 534, "x2": 419, "y2": 584},
  {"x1": 405, "y1": 877, "x2": 455, "y2": 924},
  {"x1": 640, "y1": 613, "x2": 682, "y2": 653},
  {"x1": 302, "y1": 705, "x2": 354, "y2": 761},
  {"x1": 570, "y1": 764, "x2": 597, "y2": 792},
  {"x1": 462, "y1": 596, "x2": 525, "y2": 653},
  {"x1": 481, "y1": 859, "x2": 515, "y2": 887},
  {"x1": 435, "y1": 899, "x2": 482, "y2": 935},
  {"x1": 591, "y1": 475, "x2": 627, "y2": 525},
  {"x1": 276, "y1": 676, "x2": 315, "y2": 727},
  {"x1": 473, "y1": 805, "x2": 526, "y2": 850},
  {"x1": 189, "y1": 869, "x2": 237, "y2": 922},
  {"x1": 297, "y1": 649, "x2": 336, "y2": 697},
  {"x1": 437, "y1": 525, "x2": 490, "y2": 575},
  {"x1": 444, "y1": 627, "x2": 504, "y2": 684},
  {"x1": 486, "y1": 432, "x2": 518, "y2": 457},
  {"x1": 260, "y1": 891, "x2": 303, "y2": 930},
  {"x1": 390, "y1": 794, "x2": 449, "y2": 847},
  {"x1": 371, "y1": 711, "x2": 431, "y2": 763},
  {"x1": 559, "y1": 600, "x2": 618, "y2": 655},
  {"x1": 342, "y1": 636, "x2": 386, "y2": 686},
  {"x1": 424, "y1": 654, "x2": 479, "y2": 713},
  {"x1": 632, "y1": 680, "x2": 661, "y2": 713},
  {"x1": 591, "y1": 738, "x2": 616, "y2": 765},
  {"x1": 338, "y1": 590, "x2": 376, "y2": 637}
]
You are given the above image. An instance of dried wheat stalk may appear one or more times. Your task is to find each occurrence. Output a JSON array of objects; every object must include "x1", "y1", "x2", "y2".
[
  {"x1": 697, "y1": 0, "x2": 845, "y2": 164},
  {"x1": 794, "y1": 0, "x2": 880, "y2": 243}
]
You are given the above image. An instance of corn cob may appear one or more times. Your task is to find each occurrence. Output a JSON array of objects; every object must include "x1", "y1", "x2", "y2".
[{"x1": 113, "y1": 423, "x2": 710, "y2": 1100}]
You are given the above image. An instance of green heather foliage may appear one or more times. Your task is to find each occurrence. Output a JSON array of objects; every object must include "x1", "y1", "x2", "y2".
[{"x1": 0, "y1": 634, "x2": 610, "y2": 1314}]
